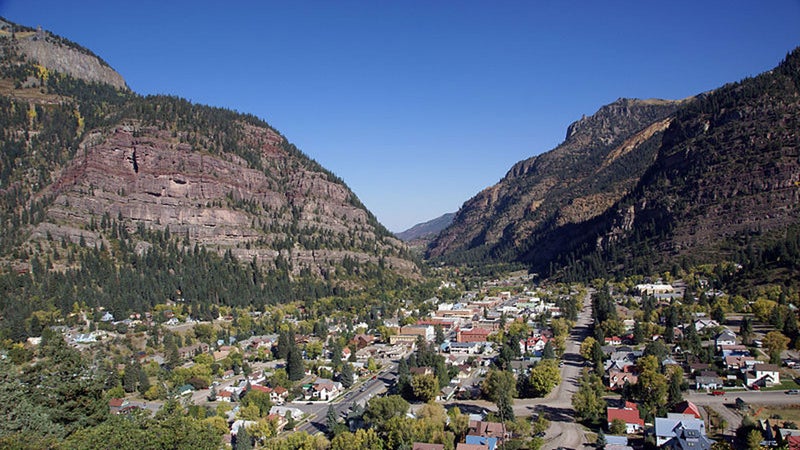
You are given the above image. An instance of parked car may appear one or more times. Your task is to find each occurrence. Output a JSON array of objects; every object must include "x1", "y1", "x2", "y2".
[
  {"x1": 786, "y1": 389, "x2": 799, "y2": 395},
  {"x1": 711, "y1": 390, "x2": 724, "y2": 396}
]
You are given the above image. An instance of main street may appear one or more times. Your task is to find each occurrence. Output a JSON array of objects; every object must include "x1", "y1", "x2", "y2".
[
  {"x1": 295, "y1": 363, "x2": 398, "y2": 435},
  {"x1": 533, "y1": 288, "x2": 594, "y2": 450},
  {"x1": 446, "y1": 289, "x2": 595, "y2": 449}
]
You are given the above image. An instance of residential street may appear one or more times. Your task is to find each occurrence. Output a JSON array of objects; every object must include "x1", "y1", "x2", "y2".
[
  {"x1": 449, "y1": 289, "x2": 595, "y2": 449},
  {"x1": 535, "y1": 288, "x2": 594, "y2": 450}
]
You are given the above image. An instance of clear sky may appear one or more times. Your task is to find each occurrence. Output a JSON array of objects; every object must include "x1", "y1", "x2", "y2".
[{"x1": 2, "y1": 1, "x2": 799, "y2": 232}]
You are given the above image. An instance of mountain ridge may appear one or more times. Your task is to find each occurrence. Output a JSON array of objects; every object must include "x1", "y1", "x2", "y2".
[
  {"x1": 0, "y1": 17, "x2": 419, "y2": 312},
  {"x1": 429, "y1": 48, "x2": 800, "y2": 283}
]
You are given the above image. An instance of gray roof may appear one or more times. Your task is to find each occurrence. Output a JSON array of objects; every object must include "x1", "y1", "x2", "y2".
[
  {"x1": 663, "y1": 427, "x2": 714, "y2": 450},
  {"x1": 654, "y1": 417, "x2": 706, "y2": 438}
]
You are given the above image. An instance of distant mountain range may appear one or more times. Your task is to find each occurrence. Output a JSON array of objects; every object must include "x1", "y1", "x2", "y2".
[
  {"x1": 429, "y1": 48, "x2": 800, "y2": 282},
  {"x1": 395, "y1": 212, "x2": 455, "y2": 245},
  {"x1": 2, "y1": 15, "x2": 798, "y2": 298}
]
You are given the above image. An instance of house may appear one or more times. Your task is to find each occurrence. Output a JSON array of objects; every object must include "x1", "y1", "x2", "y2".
[
  {"x1": 725, "y1": 355, "x2": 756, "y2": 371},
  {"x1": 217, "y1": 390, "x2": 233, "y2": 402},
  {"x1": 654, "y1": 417, "x2": 707, "y2": 447},
  {"x1": 271, "y1": 386, "x2": 288, "y2": 405},
  {"x1": 693, "y1": 319, "x2": 720, "y2": 332},
  {"x1": 465, "y1": 435, "x2": 497, "y2": 450},
  {"x1": 608, "y1": 369, "x2": 638, "y2": 390},
  {"x1": 457, "y1": 327, "x2": 492, "y2": 343},
  {"x1": 695, "y1": 371, "x2": 722, "y2": 390},
  {"x1": 605, "y1": 435, "x2": 632, "y2": 450},
  {"x1": 177, "y1": 384, "x2": 194, "y2": 396},
  {"x1": 788, "y1": 435, "x2": 800, "y2": 450},
  {"x1": 519, "y1": 336, "x2": 549, "y2": 355},
  {"x1": 747, "y1": 363, "x2": 781, "y2": 387},
  {"x1": 456, "y1": 444, "x2": 489, "y2": 450},
  {"x1": 719, "y1": 344, "x2": 750, "y2": 357},
  {"x1": 109, "y1": 397, "x2": 128, "y2": 414},
  {"x1": 468, "y1": 420, "x2": 508, "y2": 444},
  {"x1": 673, "y1": 401, "x2": 702, "y2": 419},
  {"x1": 413, "y1": 444, "x2": 445, "y2": 450},
  {"x1": 178, "y1": 342, "x2": 210, "y2": 360},
  {"x1": 351, "y1": 334, "x2": 375, "y2": 349},
  {"x1": 269, "y1": 406, "x2": 303, "y2": 421},
  {"x1": 607, "y1": 402, "x2": 645, "y2": 434},
  {"x1": 310, "y1": 378, "x2": 342, "y2": 401},
  {"x1": 605, "y1": 336, "x2": 623, "y2": 346},
  {"x1": 661, "y1": 426, "x2": 714, "y2": 450},
  {"x1": 715, "y1": 329, "x2": 737, "y2": 348},
  {"x1": 410, "y1": 366, "x2": 434, "y2": 376}
]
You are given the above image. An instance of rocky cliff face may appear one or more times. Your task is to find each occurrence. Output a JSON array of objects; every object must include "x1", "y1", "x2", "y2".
[
  {"x1": 596, "y1": 51, "x2": 800, "y2": 263},
  {"x1": 32, "y1": 120, "x2": 415, "y2": 277},
  {"x1": 427, "y1": 98, "x2": 684, "y2": 263},
  {"x1": 0, "y1": 19, "x2": 127, "y2": 89},
  {"x1": 0, "y1": 19, "x2": 417, "y2": 284},
  {"x1": 430, "y1": 48, "x2": 800, "y2": 279}
]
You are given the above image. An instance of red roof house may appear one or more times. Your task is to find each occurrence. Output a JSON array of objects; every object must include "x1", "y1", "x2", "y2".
[
  {"x1": 673, "y1": 400, "x2": 702, "y2": 419},
  {"x1": 607, "y1": 403, "x2": 644, "y2": 434}
]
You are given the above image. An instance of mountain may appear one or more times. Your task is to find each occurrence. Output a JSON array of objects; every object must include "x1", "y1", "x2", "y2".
[
  {"x1": 429, "y1": 48, "x2": 800, "y2": 282},
  {"x1": 0, "y1": 18, "x2": 418, "y2": 325},
  {"x1": 428, "y1": 97, "x2": 686, "y2": 263},
  {"x1": 395, "y1": 212, "x2": 455, "y2": 243}
]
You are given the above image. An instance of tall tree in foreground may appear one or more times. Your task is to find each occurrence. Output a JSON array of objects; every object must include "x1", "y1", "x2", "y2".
[
  {"x1": 572, "y1": 369, "x2": 606, "y2": 425},
  {"x1": 482, "y1": 368, "x2": 517, "y2": 421}
]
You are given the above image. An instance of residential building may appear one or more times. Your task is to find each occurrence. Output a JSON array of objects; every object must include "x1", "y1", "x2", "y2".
[
  {"x1": 654, "y1": 417, "x2": 707, "y2": 447},
  {"x1": 457, "y1": 327, "x2": 491, "y2": 343},
  {"x1": 662, "y1": 426, "x2": 713, "y2": 450},
  {"x1": 747, "y1": 364, "x2": 781, "y2": 387},
  {"x1": 608, "y1": 369, "x2": 638, "y2": 390},
  {"x1": 456, "y1": 444, "x2": 489, "y2": 450},
  {"x1": 672, "y1": 401, "x2": 702, "y2": 419},
  {"x1": 413, "y1": 444, "x2": 444, "y2": 450},
  {"x1": 715, "y1": 329, "x2": 737, "y2": 348},
  {"x1": 607, "y1": 402, "x2": 644, "y2": 434}
]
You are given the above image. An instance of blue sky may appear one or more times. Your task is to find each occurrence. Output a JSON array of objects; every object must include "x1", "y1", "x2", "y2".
[{"x1": 2, "y1": 1, "x2": 799, "y2": 232}]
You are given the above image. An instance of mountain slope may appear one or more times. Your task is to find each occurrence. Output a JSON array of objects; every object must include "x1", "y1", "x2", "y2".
[
  {"x1": 429, "y1": 48, "x2": 800, "y2": 283},
  {"x1": 580, "y1": 48, "x2": 800, "y2": 278},
  {"x1": 427, "y1": 97, "x2": 686, "y2": 264},
  {"x1": 396, "y1": 212, "x2": 455, "y2": 242},
  {"x1": 0, "y1": 18, "x2": 418, "y2": 323}
]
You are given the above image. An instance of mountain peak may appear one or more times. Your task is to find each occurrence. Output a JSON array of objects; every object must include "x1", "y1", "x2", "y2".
[{"x1": 0, "y1": 17, "x2": 127, "y2": 89}]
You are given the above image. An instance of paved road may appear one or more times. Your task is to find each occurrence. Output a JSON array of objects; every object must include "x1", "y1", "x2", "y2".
[
  {"x1": 295, "y1": 363, "x2": 398, "y2": 435},
  {"x1": 449, "y1": 290, "x2": 595, "y2": 449},
  {"x1": 536, "y1": 289, "x2": 594, "y2": 450},
  {"x1": 686, "y1": 389, "x2": 800, "y2": 436}
]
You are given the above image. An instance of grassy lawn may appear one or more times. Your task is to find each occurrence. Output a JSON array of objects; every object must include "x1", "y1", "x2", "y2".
[
  {"x1": 762, "y1": 378, "x2": 800, "y2": 391},
  {"x1": 752, "y1": 404, "x2": 800, "y2": 428}
]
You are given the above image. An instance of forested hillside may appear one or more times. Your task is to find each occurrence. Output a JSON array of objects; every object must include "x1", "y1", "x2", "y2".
[{"x1": 0, "y1": 19, "x2": 419, "y2": 341}]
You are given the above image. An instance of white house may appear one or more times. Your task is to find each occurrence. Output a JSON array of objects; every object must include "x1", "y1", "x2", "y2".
[
  {"x1": 269, "y1": 406, "x2": 303, "y2": 421},
  {"x1": 310, "y1": 378, "x2": 342, "y2": 401},
  {"x1": 715, "y1": 329, "x2": 737, "y2": 348},
  {"x1": 747, "y1": 364, "x2": 781, "y2": 387}
]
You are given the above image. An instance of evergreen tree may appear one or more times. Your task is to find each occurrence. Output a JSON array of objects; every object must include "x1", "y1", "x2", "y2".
[
  {"x1": 340, "y1": 363, "x2": 354, "y2": 389},
  {"x1": 740, "y1": 316, "x2": 753, "y2": 345},
  {"x1": 122, "y1": 361, "x2": 138, "y2": 393},
  {"x1": 542, "y1": 341, "x2": 555, "y2": 360},
  {"x1": 667, "y1": 369, "x2": 684, "y2": 409},
  {"x1": 326, "y1": 405, "x2": 338, "y2": 436},
  {"x1": 287, "y1": 346, "x2": 304, "y2": 381},
  {"x1": 234, "y1": 424, "x2": 253, "y2": 450},
  {"x1": 137, "y1": 366, "x2": 151, "y2": 396}
]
